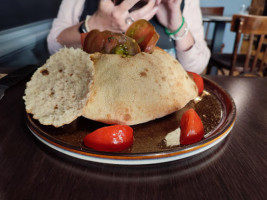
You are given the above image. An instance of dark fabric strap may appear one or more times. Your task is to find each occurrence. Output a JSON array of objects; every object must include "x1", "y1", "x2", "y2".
[
  {"x1": 80, "y1": 0, "x2": 98, "y2": 21},
  {"x1": 80, "y1": 0, "x2": 185, "y2": 49}
]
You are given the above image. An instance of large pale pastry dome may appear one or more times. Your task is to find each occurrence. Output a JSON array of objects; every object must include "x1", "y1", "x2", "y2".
[{"x1": 83, "y1": 47, "x2": 198, "y2": 125}]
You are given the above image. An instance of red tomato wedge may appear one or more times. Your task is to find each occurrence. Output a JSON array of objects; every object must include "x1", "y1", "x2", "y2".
[
  {"x1": 82, "y1": 30, "x2": 140, "y2": 55},
  {"x1": 126, "y1": 19, "x2": 159, "y2": 53},
  {"x1": 83, "y1": 125, "x2": 134, "y2": 152},
  {"x1": 187, "y1": 72, "x2": 204, "y2": 95},
  {"x1": 180, "y1": 109, "x2": 204, "y2": 145}
]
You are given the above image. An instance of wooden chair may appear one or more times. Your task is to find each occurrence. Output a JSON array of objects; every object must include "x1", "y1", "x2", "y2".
[
  {"x1": 207, "y1": 14, "x2": 267, "y2": 76},
  {"x1": 201, "y1": 7, "x2": 225, "y2": 52}
]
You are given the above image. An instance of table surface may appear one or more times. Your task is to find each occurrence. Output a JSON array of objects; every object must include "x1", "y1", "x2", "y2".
[{"x1": 0, "y1": 76, "x2": 266, "y2": 200}]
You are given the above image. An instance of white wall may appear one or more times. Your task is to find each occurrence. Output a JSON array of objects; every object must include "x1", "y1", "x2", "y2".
[{"x1": 200, "y1": 0, "x2": 252, "y2": 53}]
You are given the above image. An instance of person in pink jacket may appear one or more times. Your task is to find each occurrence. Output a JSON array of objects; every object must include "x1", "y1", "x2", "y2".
[{"x1": 47, "y1": 0, "x2": 210, "y2": 74}]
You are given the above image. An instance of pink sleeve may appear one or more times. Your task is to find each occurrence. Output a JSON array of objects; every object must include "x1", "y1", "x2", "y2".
[
  {"x1": 177, "y1": 0, "x2": 211, "y2": 74},
  {"x1": 47, "y1": 0, "x2": 85, "y2": 54}
]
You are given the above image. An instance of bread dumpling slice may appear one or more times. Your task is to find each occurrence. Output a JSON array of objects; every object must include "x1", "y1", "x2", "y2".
[
  {"x1": 24, "y1": 48, "x2": 93, "y2": 127},
  {"x1": 83, "y1": 47, "x2": 198, "y2": 125}
]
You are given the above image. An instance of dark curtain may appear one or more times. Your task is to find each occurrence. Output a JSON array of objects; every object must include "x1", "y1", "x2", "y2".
[{"x1": 0, "y1": 0, "x2": 62, "y2": 30}]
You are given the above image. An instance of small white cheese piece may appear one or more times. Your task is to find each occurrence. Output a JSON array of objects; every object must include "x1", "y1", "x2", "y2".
[
  {"x1": 164, "y1": 128, "x2": 181, "y2": 147},
  {"x1": 194, "y1": 90, "x2": 210, "y2": 103}
]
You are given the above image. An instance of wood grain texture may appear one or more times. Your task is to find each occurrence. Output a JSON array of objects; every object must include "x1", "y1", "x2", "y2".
[
  {"x1": 0, "y1": 76, "x2": 266, "y2": 200},
  {"x1": 209, "y1": 14, "x2": 267, "y2": 76}
]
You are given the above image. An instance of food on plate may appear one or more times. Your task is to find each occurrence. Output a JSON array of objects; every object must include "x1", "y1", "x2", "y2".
[
  {"x1": 27, "y1": 91, "x2": 223, "y2": 154},
  {"x1": 164, "y1": 107, "x2": 205, "y2": 147},
  {"x1": 81, "y1": 19, "x2": 159, "y2": 55},
  {"x1": 82, "y1": 47, "x2": 198, "y2": 125},
  {"x1": 164, "y1": 128, "x2": 181, "y2": 147},
  {"x1": 125, "y1": 19, "x2": 159, "y2": 53},
  {"x1": 83, "y1": 125, "x2": 133, "y2": 152},
  {"x1": 23, "y1": 48, "x2": 94, "y2": 127},
  {"x1": 24, "y1": 19, "x2": 204, "y2": 152},
  {"x1": 187, "y1": 71, "x2": 204, "y2": 95},
  {"x1": 180, "y1": 108, "x2": 204, "y2": 145},
  {"x1": 24, "y1": 47, "x2": 197, "y2": 127},
  {"x1": 82, "y1": 30, "x2": 141, "y2": 56}
]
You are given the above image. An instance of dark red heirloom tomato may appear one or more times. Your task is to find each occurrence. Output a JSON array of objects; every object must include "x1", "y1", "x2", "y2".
[
  {"x1": 83, "y1": 29, "x2": 104, "y2": 53},
  {"x1": 180, "y1": 109, "x2": 204, "y2": 145},
  {"x1": 83, "y1": 125, "x2": 133, "y2": 152},
  {"x1": 80, "y1": 32, "x2": 89, "y2": 48},
  {"x1": 126, "y1": 19, "x2": 159, "y2": 53},
  {"x1": 187, "y1": 71, "x2": 204, "y2": 95}
]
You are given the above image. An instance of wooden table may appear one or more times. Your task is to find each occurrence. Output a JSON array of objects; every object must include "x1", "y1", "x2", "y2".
[
  {"x1": 202, "y1": 15, "x2": 232, "y2": 53},
  {"x1": 0, "y1": 76, "x2": 266, "y2": 200}
]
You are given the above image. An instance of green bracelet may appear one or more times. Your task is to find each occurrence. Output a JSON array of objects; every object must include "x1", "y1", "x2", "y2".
[{"x1": 165, "y1": 16, "x2": 185, "y2": 36}]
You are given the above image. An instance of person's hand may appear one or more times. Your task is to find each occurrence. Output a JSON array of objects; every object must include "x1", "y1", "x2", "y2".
[
  {"x1": 88, "y1": 0, "x2": 159, "y2": 33},
  {"x1": 156, "y1": 0, "x2": 183, "y2": 32}
]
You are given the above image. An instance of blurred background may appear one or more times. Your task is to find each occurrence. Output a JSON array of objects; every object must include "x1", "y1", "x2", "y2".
[{"x1": 0, "y1": 0, "x2": 266, "y2": 73}]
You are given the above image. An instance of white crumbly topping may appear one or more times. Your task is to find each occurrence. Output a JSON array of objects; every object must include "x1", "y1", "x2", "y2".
[{"x1": 164, "y1": 128, "x2": 181, "y2": 147}]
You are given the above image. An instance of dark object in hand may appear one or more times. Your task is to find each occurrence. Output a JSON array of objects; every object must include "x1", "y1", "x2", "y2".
[{"x1": 113, "y1": 0, "x2": 149, "y2": 11}]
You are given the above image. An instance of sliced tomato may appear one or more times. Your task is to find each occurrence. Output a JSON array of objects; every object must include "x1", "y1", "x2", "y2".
[
  {"x1": 83, "y1": 30, "x2": 103, "y2": 53},
  {"x1": 82, "y1": 20, "x2": 159, "y2": 54},
  {"x1": 102, "y1": 31, "x2": 140, "y2": 55},
  {"x1": 180, "y1": 109, "x2": 204, "y2": 145},
  {"x1": 101, "y1": 31, "x2": 121, "y2": 53},
  {"x1": 83, "y1": 125, "x2": 134, "y2": 152},
  {"x1": 83, "y1": 30, "x2": 140, "y2": 55},
  {"x1": 126, "y1": 19, "x2": 159, "y2": 53},
  {"x1": 143, "y1": 33, "x2": 159, "y2": 53},
  {"x1": 187, "y1": 72, "x2": 204, "y2": 95},
  {"x1": 80, "y1": 32, "x2": 89, "y2": 48},
  {"x1": 113, "y1": 34, "x2": 141, "y2": 56}
]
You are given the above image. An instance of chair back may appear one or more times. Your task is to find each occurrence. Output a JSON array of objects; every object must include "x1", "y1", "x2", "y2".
[
  {"x1": 230, "y1": 14, "x2": 267, "y2": 75},
  {"x1": 201, "y1": 7, "x2": 224, "y2": 16},
  {"x1": 201, "y1": 7, "x2": 224, "y2": 43}
]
